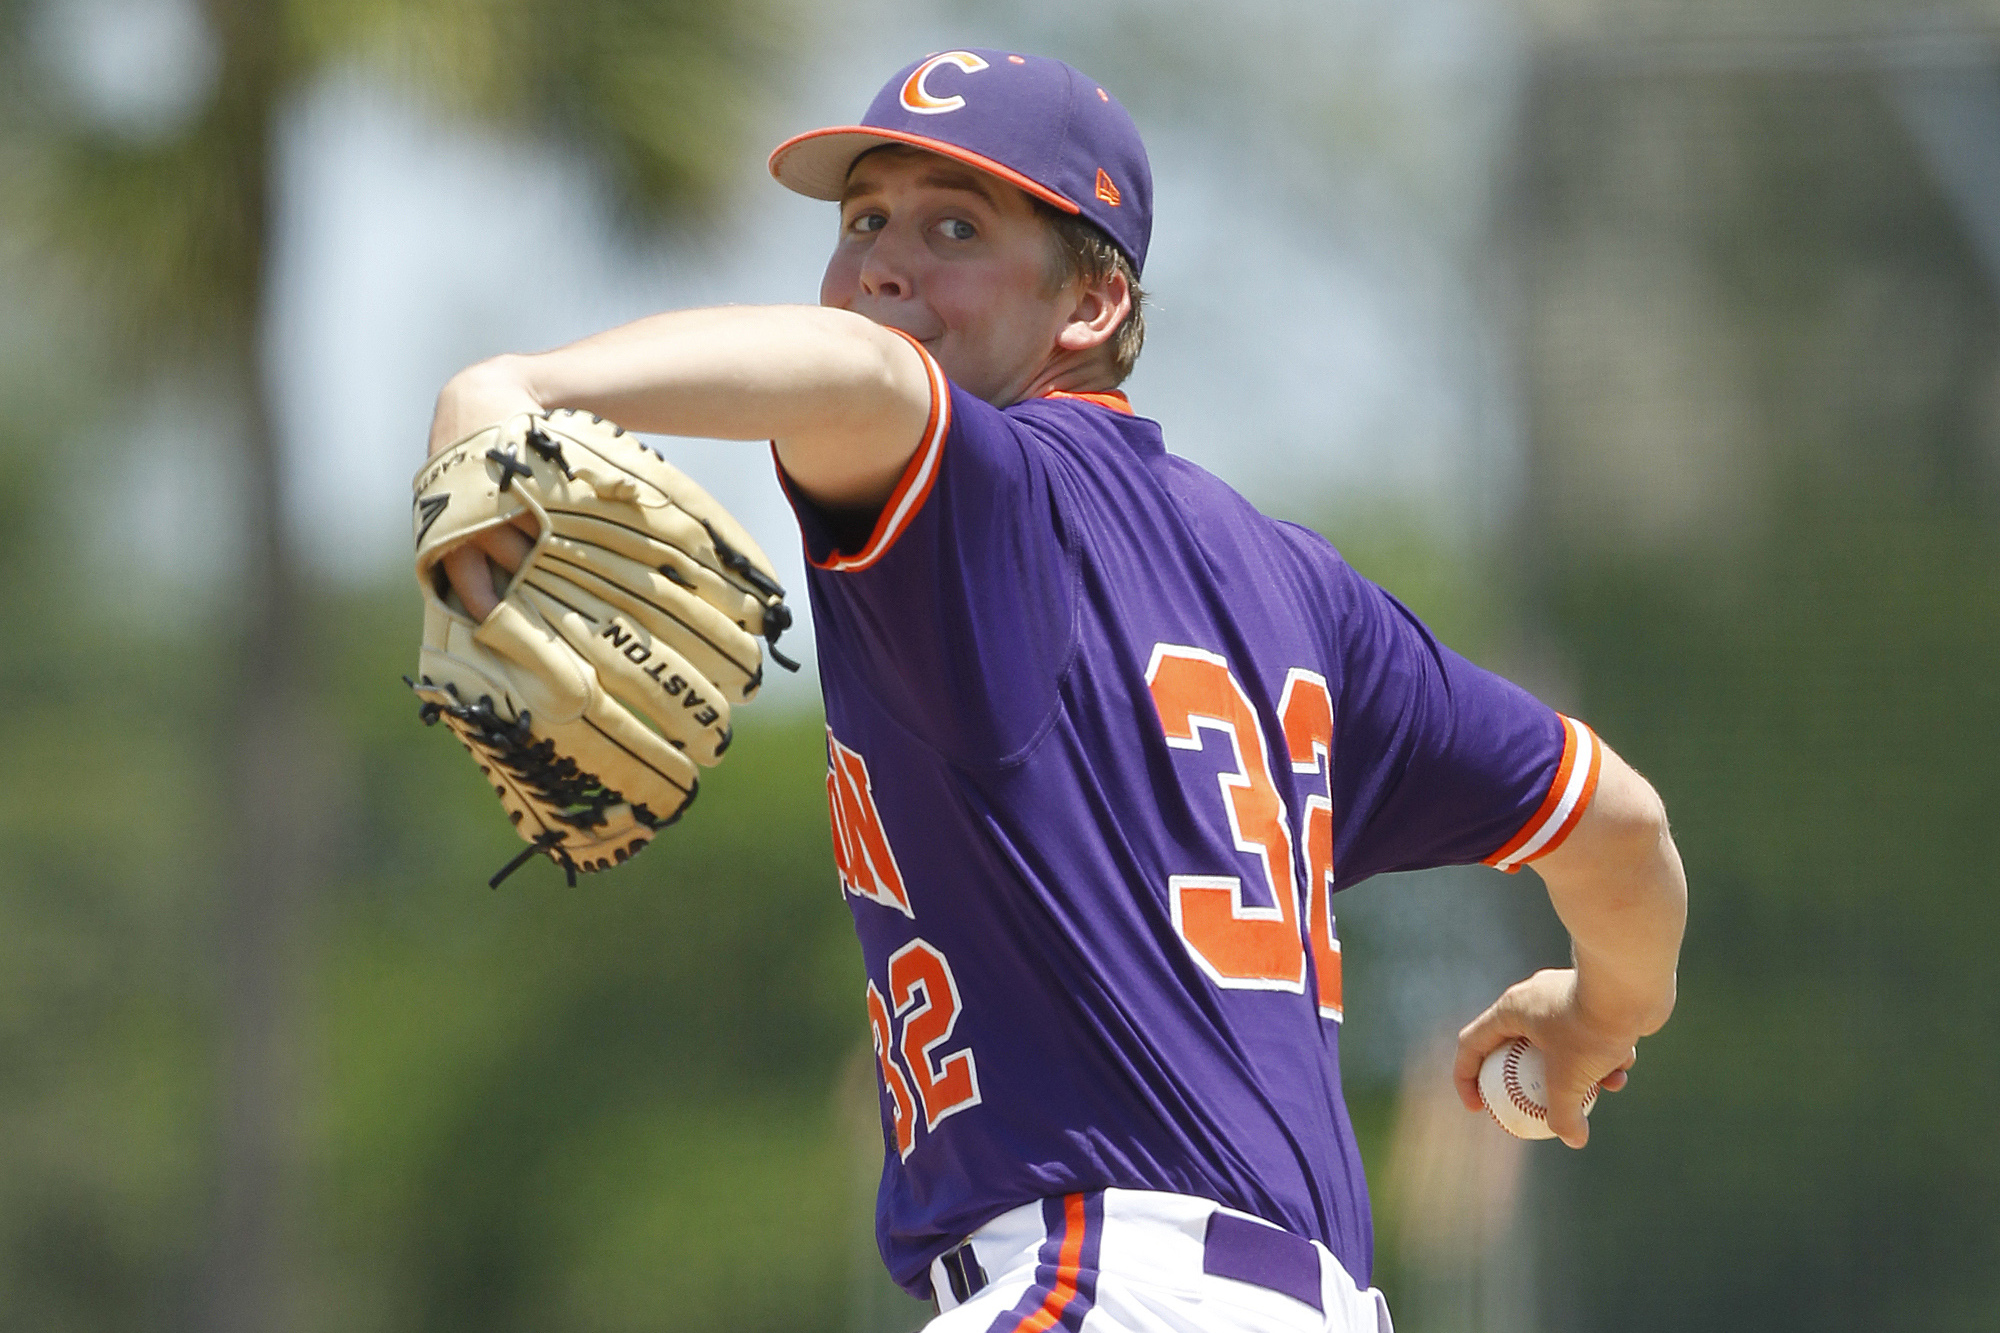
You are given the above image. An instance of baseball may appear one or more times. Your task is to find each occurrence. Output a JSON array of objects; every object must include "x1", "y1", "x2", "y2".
[{"x1": 1478, "y1": 1036, "x2": 1598, "y2": 1140}]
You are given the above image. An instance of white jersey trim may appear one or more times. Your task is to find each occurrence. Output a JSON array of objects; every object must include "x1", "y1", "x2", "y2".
[{"x1": 1486, "y1": 715, "x2": 1602, "y2": 872}]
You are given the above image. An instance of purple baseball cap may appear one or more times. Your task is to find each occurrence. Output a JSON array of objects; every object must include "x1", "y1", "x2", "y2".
[{"x1": 769, "y1": 49, "x2": 1154, "y2": 274}]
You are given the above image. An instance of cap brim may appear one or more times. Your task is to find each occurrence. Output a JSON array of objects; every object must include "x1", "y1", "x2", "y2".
[{"x1": 768, "y1": 126, "x2": 1081, "y2": 215}]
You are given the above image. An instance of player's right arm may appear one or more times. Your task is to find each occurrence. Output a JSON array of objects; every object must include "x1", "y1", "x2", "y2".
[
  {"x1": 1451, "y1": 743, "x2": 1687, "y2": 1148},
  {"x1": 427, "y1": 304, "x2": 932, "y2": 617}
]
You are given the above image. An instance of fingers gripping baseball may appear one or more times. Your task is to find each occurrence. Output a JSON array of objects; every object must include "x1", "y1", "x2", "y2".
[
  {"x1": 1454, "y1": 968, "x2": 1638, "y2": 1148},
  {"x1": 409, "y1": 410, "x2": 797, "y2": 885}
]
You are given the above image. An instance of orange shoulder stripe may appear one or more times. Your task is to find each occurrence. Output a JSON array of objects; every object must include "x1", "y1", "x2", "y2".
[
  {"x1": 1485, "y1": 716, "x2": 1602, "y2": 872},
  {"x1": 812, "y1": 329, "x2": 950, "y2": 573}
]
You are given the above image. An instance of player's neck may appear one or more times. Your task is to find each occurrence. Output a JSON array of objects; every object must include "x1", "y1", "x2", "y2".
[{"x1": 1010, "y1": 346, "x2": 1124, "y2": 406}]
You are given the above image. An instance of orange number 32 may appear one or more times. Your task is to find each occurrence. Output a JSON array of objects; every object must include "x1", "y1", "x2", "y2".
[
  {"x1": 1147, "y1": 645, "x2": 1343, "y2": 1021},
  {"x1": 866, "y1": 939, "x2": 982, "y2": 1159}
]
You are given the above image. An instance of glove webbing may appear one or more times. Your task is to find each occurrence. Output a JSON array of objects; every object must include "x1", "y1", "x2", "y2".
[{"x1": 404, "y1": 675, "x2": 686, "y2": 887}]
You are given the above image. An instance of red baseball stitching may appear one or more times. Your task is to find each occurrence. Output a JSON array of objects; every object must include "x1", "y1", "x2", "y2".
[
  {"x1": 1489, "y1": 1039, "x2": 1599, "y2": 1133},
  {"x1": 1504, "y1": 1041, "x2": 1544, "y2": 1121}
]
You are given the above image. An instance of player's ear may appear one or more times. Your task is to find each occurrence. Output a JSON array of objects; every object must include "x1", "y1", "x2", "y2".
[{"x1": 1056, "y1": 267, "x2": 1132, "y2": 353}]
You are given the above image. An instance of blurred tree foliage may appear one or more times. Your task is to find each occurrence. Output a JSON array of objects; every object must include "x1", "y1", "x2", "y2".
[
  {"x1": 1519, "y1": 66, "x2": 2000, "y2": 1332},
  {"x1": 312, "y1": 604, "x2": 875, "y2": 1333},
  {"x1": 0, "y1": 339, "x2": 220, "y2": 1329},
  {"x1": 0, "y1": 280, "x2": 887, "y2": 1329},
  {"x1": 1544, "y1": 490, "x2": 2000, "y2": 1333},
  {"x1": 0, "y1": 0, "x2": 926, "y2": 1330},
  {"x1": 0, "y1": 537, "x2": 895, "y2": 1332}
]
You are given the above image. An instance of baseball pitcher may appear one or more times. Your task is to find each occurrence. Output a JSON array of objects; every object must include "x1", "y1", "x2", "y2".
[{"x1": 416, "y1": 49, "x2": 1687, "y2": 1333}]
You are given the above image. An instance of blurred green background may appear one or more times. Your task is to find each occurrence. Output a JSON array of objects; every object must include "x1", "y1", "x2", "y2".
[{"x1": 3, "y1": 0, "x2": 1997, "y2": 1330}]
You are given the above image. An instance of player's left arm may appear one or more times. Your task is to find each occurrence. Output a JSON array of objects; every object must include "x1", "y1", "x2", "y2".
[
  {"x1": 1452, "y1": 739, "x2": 1687, "y2": 1148},
  {"x1": 425, "y1": 303, "x2": 932, "y2": 618}
]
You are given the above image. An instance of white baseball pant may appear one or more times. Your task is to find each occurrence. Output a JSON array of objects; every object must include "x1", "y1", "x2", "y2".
[{"x1": 922, "y1": 1189, "x2": 1393, "y2": 1333}]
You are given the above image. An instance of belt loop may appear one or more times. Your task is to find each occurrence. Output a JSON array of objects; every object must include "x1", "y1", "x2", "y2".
[
  {"x1": 1202, "y1": 1211, "x2": 1325, "y2": 1313},
  {"x1": 939, "y1": 1239, "x2": 988, "y2": 1306}
]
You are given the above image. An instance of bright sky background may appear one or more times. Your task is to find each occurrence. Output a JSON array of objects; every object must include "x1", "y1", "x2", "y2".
[{"x1": 54, "y1": 0, "x2": 1527, "y2": 701}]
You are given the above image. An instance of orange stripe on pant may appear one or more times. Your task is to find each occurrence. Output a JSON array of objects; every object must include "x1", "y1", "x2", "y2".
[{"x1": 1010, "y1": 1193, "x2": 1087, "y2": 1333}]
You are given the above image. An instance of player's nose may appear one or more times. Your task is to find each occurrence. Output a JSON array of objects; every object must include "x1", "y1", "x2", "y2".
[{"x1": 856, "y1": 224, "x2": 916, "y2": 300}]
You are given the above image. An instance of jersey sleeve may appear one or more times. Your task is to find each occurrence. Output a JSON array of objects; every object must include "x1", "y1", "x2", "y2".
[
  {"x1": 777, "y1": 338, "x2": 1076, "y2": 766},
  {"x1": 1322, "y1": 561, "x2": 1601, "y2": 886}
]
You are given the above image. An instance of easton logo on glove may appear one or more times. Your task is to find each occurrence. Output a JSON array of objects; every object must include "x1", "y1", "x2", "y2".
[
  {"x1": 406, "y1": 410, "x2": 796, "y2": 886},
  {"x1": 413, "y1": 492, "x2": 451, "y2": 544}
]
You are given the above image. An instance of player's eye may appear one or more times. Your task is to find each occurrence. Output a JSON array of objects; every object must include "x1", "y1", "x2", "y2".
[
  {"x1": 936, "y1": 218, "x2": 977, "y2": 242},
  {"x1": 847, "y1": 211, "x2": 887, "y2": 235}
]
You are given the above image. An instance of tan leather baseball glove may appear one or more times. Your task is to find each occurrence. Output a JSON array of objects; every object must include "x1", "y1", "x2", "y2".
[{"x1": 408, "y1": 409, "x2": 796, "y2": 885}]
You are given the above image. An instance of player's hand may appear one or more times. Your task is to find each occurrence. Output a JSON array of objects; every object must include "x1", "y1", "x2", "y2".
[
  {"x1": 1452, "y1": 967, "x2": 1639, "y2": 1149},
  {"x1": 427, "y1": 357, "x2": 547, "y2": 620}
]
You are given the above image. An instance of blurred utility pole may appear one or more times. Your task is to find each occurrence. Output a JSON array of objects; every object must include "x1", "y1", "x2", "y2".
[{"x1": 201, "y1": 0, "x2": 325, "y2": 1326}]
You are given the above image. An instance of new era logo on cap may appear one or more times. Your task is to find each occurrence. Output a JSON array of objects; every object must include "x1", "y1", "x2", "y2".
[{"x1": 768, "y1": 49, "x2": 1154, "y2": 274}]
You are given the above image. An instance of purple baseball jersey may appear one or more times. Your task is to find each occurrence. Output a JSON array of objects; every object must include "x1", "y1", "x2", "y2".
[{"x1": 778, "y1": 341, "x2": 1602, "y2": 1299}]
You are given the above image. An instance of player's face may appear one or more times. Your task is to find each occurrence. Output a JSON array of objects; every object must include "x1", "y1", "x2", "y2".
[{"x1": 822, "y1": 147, "x2": 1072, "y2": 406}]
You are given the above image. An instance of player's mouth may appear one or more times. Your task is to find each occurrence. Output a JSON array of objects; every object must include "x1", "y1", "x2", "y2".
[{"x1": 851, "y1": 307, "x2": 943, "y2": 347}]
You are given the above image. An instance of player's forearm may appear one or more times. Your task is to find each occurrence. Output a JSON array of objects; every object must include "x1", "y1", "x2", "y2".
[
  {"x1": 516, "y1": 305, "x2": 915, "y2": 438},
  {"x1": 1532, "y1": 747, "x2": 1687, "y2": 1037},
  {"x1": 428, "y1": 306, "x2": 931, "y2": 506}
]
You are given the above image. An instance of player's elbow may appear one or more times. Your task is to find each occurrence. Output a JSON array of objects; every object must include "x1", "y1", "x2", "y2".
[
  {"x1": 1575, "y1": 741, "x2": 1670, "y2": 857},
  {"x1": 1597, "y1": 768, "x2": 1671, "y2": 865},
  {"x1": 1538, "y1": 746, "x2": 1683, "y2": 913},
  {"x1": 1581, "y1": 763, "x2": 1685, "y2": 929}
]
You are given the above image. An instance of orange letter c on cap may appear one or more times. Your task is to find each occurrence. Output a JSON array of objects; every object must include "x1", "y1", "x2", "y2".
[{"x1": 901, "y1": 51, "x2": 990, "y2": 115}]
